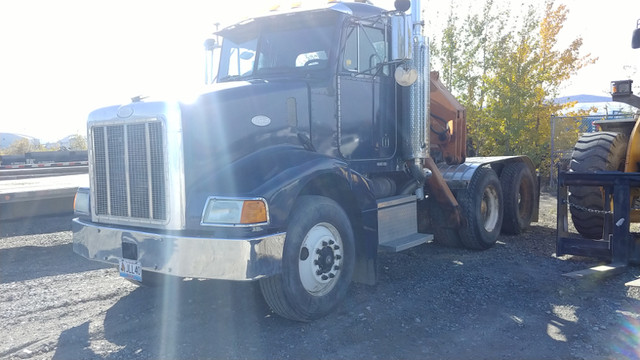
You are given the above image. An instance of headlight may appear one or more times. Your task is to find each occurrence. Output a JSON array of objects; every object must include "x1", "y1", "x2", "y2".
[
  {"x1": 74, "y1": 187, "x2": 90, "y2": 215},
  {"x1": 201, "y1": 197, "x2": 268, "y2": 226}
]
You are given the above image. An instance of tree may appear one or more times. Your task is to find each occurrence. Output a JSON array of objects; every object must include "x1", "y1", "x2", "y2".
[
  {"x1": 68, "y1": 134, "x2": 88, "y2": 150},
  {"x1": 431, "y1": 0, "x2": 596, "y2": 175},
  {"x1": 2, "y1": 138, "x2": 33, "y2": 155}
]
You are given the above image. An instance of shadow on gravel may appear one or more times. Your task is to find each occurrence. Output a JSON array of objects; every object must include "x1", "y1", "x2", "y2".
[
  {"x1": 50, "y1": 242, "x2": 640, "y2": 359},
  {"x1": 51, "y1": 272, "x2": 640, "y2": 360},
  {"x1": 54, "y1": 279, "x2": 306, "y2": 359},
  {"x1": 0, "y1": 214, "x2": 73, "y2": 237},
  {"x1": 0, "y1": 243, "x2": 107, "y2": 283},
  {"x1": 53, "y1": 322, "x2": 95, "y2": 360}
]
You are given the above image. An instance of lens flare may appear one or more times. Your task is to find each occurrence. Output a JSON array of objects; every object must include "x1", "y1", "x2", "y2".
[{"x1": 611, "y1": 311, "x2": 640, "y2": 359}]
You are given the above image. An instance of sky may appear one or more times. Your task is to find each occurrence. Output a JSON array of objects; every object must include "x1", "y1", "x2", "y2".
[{"x1": 0, "y1": 0, "x2": 639, "y2": 143}]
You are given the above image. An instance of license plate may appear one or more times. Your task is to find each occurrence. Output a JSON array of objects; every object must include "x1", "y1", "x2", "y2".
[{"x1": 119, "y1": 258, "x2": 142, "y2": 282}]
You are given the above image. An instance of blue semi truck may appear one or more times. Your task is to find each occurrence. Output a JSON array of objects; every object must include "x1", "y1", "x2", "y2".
[{"x1": 72, "y1": 0, "x2": 539, "y2": 321}]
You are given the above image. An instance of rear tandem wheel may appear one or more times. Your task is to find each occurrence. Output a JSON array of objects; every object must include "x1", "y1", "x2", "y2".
[
  {"x1": 457, "y1": 167, "x2": 504, "y2": 250},
  {"x1": 500, "y1": 162, "x2": 536, "y2": 235}
]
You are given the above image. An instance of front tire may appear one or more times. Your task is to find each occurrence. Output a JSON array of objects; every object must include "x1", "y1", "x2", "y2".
[
  {"x1": 259, "y1": 196, "x2": 355, "y2": 322},
  {"x1": 569, "y1": 132, "x2": 628, "y2": 239},
  {"x1": 458, "y1": 167, "x2": 504, "y2": 250}
]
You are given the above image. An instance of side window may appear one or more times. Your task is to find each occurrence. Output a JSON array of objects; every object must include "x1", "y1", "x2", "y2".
[
  {"x1": 344, "y1": 28, "x2": 358, "y2": 71},
  {"x1": 219, "y1": 38, "x2": 257, "y2": 79},
  {"x1": 342, "y1": 25, "x2": 388, "y2": 75}
]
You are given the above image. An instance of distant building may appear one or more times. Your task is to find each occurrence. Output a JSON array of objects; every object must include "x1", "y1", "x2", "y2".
[{"x1": 556, "y1": 94, "x2": 634, "y2": 116}]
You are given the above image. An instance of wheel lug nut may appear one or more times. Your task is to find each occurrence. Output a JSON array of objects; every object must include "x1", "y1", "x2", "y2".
[
  {"x1": 322, "y1": 241, "x2": 328, "y2": 246},
  {"x1": 321, "y1": 275, "x2": 328, "y2": 280},
  {"x1": 329, "y1": 273, "x2": 335, "y2": 278},
  {"x1": 329, "y1": 240, "x2": 335, "y2": 245},
  {"x1": 314, "y1": 260, "x2": 319, "y2": 265},
  {"x1": 335, "y1": 255, "x2": 342, "y2": 260},
  {"x1": 334, "y1": 265, "x2": 340, "y2": 270},
  {"x1": 316, "y1": 270, "x2": 323, "y2": 276},
  {"x1": 333, "y1": 245, "x2": 340, "y2": 250},
  {"x1": 316, "y1": 249, "x2": 321, "y2": 254}
]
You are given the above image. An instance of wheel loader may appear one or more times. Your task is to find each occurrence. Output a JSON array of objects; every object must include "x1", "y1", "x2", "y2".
[{"x1": 557, "y1": 19, "x2": 640, "y2": 266}]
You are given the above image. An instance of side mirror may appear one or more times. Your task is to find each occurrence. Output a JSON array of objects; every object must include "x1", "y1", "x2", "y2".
[
  {"x1": 633, "y1": 25, "x2": 640, "y2": 49},
  {"x1": 204, "y1": 38, "x2": 218, "y2": 51},
  {"x1": 204, "y1": 38, "x2": 221, "y2": 85},
  {"x1": 390, "y1": 14, "x2": 411, "y2": 61}
]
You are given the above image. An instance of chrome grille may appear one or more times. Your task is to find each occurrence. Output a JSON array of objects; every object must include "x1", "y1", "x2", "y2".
[{"x1": 92, "y1": 121, "x2": 167, "y2": 221}]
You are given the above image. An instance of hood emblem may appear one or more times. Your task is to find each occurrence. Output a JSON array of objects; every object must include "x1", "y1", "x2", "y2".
[
  {"x1": 117, "y1": 105, "x2": 134, "y2": 118},
  {"x1": 251, "y1": 115, "x2": 271, "y2": 127}
]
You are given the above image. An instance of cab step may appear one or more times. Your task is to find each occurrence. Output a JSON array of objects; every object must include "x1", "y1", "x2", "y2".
[
  {"x1": 377, "y1": 195, "x2": 432, "y2": 253},
  {"x1": 379, "y1": 233, "x2": 433, "y2": 252}
]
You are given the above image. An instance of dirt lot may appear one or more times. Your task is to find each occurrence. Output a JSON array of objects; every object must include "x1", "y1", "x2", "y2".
[{"x1": 1, "y1": 193, "x2": 640, "y2": 360}]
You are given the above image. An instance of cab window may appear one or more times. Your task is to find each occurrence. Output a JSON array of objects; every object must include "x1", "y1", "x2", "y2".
[{"x1": 342, "y1": 25, "x2": 388, "y2": 75}]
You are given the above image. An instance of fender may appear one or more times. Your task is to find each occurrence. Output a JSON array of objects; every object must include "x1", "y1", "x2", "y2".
[
  {"x1": 438, "y1": 155, "x2": 536, "y2": 190},
  {"x1": 437, "y1": 155, "x2": 539, "y2": 223},
  {"x1": 184, "y1": 144, "x2": 379, "y2": 284},
  {"x1": 185, "y1": 144, "x2": 378, "y2": 232}
]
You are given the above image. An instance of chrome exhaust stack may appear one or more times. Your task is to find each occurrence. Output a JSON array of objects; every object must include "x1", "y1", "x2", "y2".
[{"x1": 391, "y1": 0, "x2": 431, "y2": 191}]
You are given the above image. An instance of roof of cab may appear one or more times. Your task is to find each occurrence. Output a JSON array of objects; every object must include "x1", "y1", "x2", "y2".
[{"x1": 219, "y1": 2, "x2": 388, "y2": 34}]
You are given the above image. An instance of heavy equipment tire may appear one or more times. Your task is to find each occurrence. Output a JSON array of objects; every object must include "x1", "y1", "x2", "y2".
[
  {"x1": 458, "y1": 167, "x2": 504, "y2": 250},
  {"x1": 259, "y1": 196, "x2": 355, "y2": 322},
  {"x1": 569, "y1": 132, "x2": 628, "y2": 239},
  {"x1": 500, "y1": 162, "x2": 535, "y2": 235},
  {"x1": 426, "y1": 200, "x2": 463, "y2": 248}
]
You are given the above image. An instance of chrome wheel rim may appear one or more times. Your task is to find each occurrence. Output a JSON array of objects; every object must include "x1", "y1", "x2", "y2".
[
  {"x1": 298, "y1": 223, "x2": 343, "y2": 297},
  {"x1": 481, "y1": 185, "x2": 500, "y2": 232}
]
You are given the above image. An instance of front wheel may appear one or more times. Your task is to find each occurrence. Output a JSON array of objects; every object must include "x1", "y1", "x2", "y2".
[
  {"x1": 569, "y1": 132, "x2": 628, "y2": 239},
  {"x1": 259, "y1": 196, "x2": 355, "y2": 322}
]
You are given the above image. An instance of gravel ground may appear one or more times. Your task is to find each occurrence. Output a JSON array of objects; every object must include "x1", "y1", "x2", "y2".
[{"x1": 2, "y1": 193, "x2": 640, "y2": 360}]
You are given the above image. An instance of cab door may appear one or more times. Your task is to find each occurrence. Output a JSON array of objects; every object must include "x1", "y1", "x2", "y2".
[{"x1": 338, "y1": 24, "x2": 396, "y2": 169}]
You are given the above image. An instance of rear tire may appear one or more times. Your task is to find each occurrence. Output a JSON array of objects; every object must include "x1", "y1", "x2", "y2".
[
  {"x1": 500, "y1": 162, "x2": 535, "y2": 235},
  {"x1": 569, "y1": 132, "x2": 628, "y2": 239},
  {"x1": 458, "y1": 167, "x2": 503, "y2": 250},
  {"x1": 259, "y1": 196, "x2": 355, "y2": 322}
]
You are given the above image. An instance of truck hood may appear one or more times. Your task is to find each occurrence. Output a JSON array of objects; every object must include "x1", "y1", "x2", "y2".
[{"x1": 181, "y1": 79, "x2": 311, "y2": 194}]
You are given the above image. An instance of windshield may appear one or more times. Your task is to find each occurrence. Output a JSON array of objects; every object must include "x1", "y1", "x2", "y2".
[{"x1": 217, "y1": 13, "x2": 340, "y2": 81}]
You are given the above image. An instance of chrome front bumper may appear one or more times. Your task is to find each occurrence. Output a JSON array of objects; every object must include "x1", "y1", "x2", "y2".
[{"x1": 72, "y1": 218, "x2": 285, "y2": 281}]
